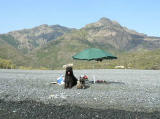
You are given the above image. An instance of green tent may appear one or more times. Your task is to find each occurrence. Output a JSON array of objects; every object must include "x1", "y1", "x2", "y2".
[
  {"x1": 72, "y1": 48, "x2": 117, "y2": 82},
  {"x1": 72, "y1": 48, "x2": 117, "y2": 61}
]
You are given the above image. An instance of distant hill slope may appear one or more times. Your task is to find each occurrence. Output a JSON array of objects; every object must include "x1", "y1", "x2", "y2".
[
  {"x1": 7, "y1": 24, "x2": 73, "y2": 53},
  {"x1": 101, "y1": 49, "x2": 160, "y2": 70},
  {"x1": 83, "y1": 17, "x2": 160, "y2": 51},
  {"x1": 0, "y1": 37, "x2": 31, "y2": 66},
  {"x1": 0, "y1": 17, "x2": 160, "y2": 69}
]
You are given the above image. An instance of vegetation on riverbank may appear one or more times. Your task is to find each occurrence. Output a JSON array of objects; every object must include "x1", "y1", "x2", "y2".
[
  {"x1": 0, "y1": 58, "x2": 16, "y2": 69},
  {"x1": 63, "y1": 49, "x2": 160, "y2": 70},
  {"x1": 0, "y1": 49, "x2": 160, "y2": 70}
]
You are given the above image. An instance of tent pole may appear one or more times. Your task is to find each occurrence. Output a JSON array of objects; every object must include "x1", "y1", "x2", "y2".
[{"x1": 92, "y1": 61, "x2": 96, "y2": 83}]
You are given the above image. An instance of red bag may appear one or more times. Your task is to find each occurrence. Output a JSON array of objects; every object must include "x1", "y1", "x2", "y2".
[{"x1": 83, "y1": 75, "x2": 88, "y2": 79}]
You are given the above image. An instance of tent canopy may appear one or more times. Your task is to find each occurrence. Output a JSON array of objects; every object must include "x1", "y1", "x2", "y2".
[{"x1": 72, "y1": 48, "x2": 117, "y2": 61}]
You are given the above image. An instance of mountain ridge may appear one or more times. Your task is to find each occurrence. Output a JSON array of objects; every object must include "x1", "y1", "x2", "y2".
[{"x1": 0, "y1": 17, "x2": 160, "y2": 69}]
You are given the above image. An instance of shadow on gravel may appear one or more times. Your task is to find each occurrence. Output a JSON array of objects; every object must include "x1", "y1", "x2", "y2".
[
  {"x1": 0, "y1": 99, "x2": 159, "y2": 119},
  {"x1": 106, "y1": 81, "x2": 125, "y2": 85},
  {"x1": 94, "y1": 81, "x2": 125, "y2": 85},
  {"x1": 84, "y1": 85, "x2": 90, "y2": 89}
]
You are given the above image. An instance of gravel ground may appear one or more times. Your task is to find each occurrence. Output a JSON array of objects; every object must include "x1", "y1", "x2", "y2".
[{"x1": 0, "y1": 69, "x2": 160, "y2": 118}]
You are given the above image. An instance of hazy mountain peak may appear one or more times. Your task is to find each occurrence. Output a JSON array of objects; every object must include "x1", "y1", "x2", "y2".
[
  {"x1": 39, "y1": 24, "x2": 48, "y2": 27},
  {"x1": 84, "y1": 17, "x2": 121, "y2": 29},
  {"x1": 98, "y1": 17, "x2": 120, "y2": 26},
  {"x1": 98, "y1": 17, "x2": 111, "y2": 23}
]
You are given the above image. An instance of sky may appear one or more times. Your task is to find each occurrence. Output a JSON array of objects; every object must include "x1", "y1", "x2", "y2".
[{"x1": 0, "y1": 0, "x2": 160, "y2": 36}]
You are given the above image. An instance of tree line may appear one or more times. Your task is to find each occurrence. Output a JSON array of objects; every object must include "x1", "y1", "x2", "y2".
[{"x1": 0, "y1": 58, "x2": 16, "y2": 69}]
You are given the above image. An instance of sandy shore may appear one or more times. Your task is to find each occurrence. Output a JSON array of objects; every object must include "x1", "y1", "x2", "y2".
[{"x1": 0, "y1": 69, "x2": 160, "y2": 118}]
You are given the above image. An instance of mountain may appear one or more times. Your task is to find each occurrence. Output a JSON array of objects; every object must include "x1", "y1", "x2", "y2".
[
  {"x1": 83, "y1": 17, "x2": 160, "y2": 51},
  {"x1": 7, "y1": 24, "x2": 73, "y2": 53},
  {"x1": 0, "y1": 36, "x2": 31, "y2": 66},
  {"x1": 0, "y1": 17, "x2": 160, "y2": 69}
]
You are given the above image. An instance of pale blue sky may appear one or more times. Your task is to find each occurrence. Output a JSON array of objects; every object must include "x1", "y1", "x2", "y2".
[{"x1": 0, "y1": 0, "x2": 160, "y2": 36}]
